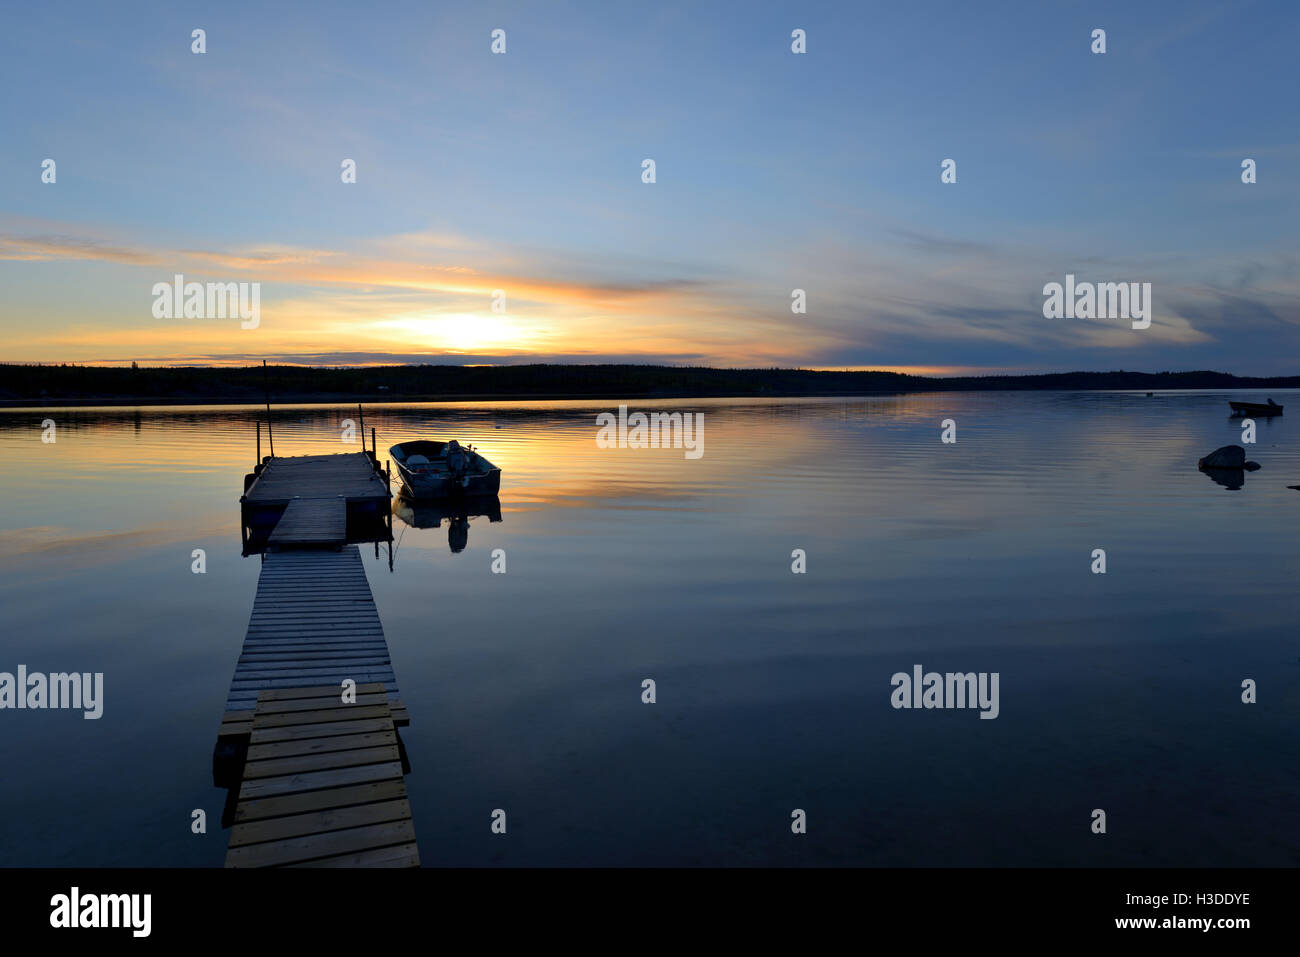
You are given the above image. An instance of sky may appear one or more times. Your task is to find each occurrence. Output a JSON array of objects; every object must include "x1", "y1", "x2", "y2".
[{"x1": 1, "y1": 0, "x2": 1298, "y2": 374}]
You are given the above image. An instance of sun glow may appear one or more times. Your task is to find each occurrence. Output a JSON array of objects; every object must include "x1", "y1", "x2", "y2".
[{"x1": 377, "y1": 312, "x2": 526, "y2": 353}]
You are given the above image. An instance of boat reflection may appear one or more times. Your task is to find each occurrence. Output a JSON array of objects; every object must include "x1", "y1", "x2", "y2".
[{"x1": 392, "y1": 493, "x2": 502, "y2": 553}]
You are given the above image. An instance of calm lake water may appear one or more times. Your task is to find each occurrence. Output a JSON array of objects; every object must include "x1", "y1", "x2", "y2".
[{"x1": 0, "y1": 391, "x2": 1297, "y2": 867}]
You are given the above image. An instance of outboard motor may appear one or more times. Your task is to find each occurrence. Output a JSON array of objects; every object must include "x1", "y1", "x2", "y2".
[{"x1": 446, "y1": 439, "x2": 467, "y2": 474}]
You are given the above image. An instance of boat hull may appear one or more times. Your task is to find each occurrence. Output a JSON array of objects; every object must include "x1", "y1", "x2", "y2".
[{"x1": 394, "y1": 463, "x2": 501, "y2": 498}]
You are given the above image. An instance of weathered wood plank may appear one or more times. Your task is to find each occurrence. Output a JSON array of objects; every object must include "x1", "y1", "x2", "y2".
[
  {"x1": 253, "y1": 692, "x2": 391, "y2": 714},
  {"x1": 228, "y1": 799, "x2": 412, "y2": 848},
  {"x1": 241, "y1": 637, "x2": 389, "y2": 646},
  {"x1": 249, "y1": 716, "x2": 398, "y2": 744},
  {"x1": 233, "y1": 665, "x2": 393, "y2": 681},
  {"x1": 244, "y1": 703, "x2": 394, "y2": 728},
  {"x1": 225, "y1": 819, "x2": 418, "y2": 867},
  {"x1": 237, "y1": 759, "x2": 405, "y2": 801},
  {"x1": 238, "y1": 649, "x2": 390, "y2": 661},
  {"x1": 232, "y1": 665, "x2": 394, "y2": 679},
  {"x1": 237, "y1": 658, "x2": 392, "y2": 670},
  {"x1": 245, "y1": 730, "x2": 396, "y2": 762},
  {"x1": 236, "y1": 656, "x2": 392, "y2": 669},
  {"x1": 242, "y1": 744, "x2": 400, "y2": 780},
  {"x1": 256, "y1": 684, "x2": 388, "y2": 702},
  {"x1": 230, "y1": 680, "x2": 399, "y2": 699},
  {"x1": 267, "y1": 497, "x2": 348, "y2": 546},
  {"x1": 233, "y1": 778, "x2": 408, "y2": 824},
  {"x1": 285, "y1": 842, "x2": 420, "y2": 868},
  {"x1": 227, "y1": 688, "x2": 399, "y2": 710}
]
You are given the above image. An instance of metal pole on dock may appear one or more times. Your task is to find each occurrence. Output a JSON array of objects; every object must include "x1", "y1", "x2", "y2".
[
  {"x1": 256, "y1": 421, "x2": 261, "y2": 466},
  {"x1": 357, "y1": 404, "x2": 366, "y2": 453},
  {"x1": 263, "y1": 359, "x2": 275, "y2": 458},
  {"x1": 371, "y1": 427, "x2": 377, "y2": 460}
]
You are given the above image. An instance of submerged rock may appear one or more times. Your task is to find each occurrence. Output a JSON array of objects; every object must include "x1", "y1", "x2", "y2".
[{"x1": 1197, "y1": 445, "x2": 1260, "y2": 470}]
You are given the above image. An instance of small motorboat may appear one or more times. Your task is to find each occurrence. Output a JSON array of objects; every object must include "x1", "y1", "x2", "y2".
[
  {"x1": 1229, "y1": 399, "x2": 1283, "y2": 416},
  {"x1": 389, "y1": 440, "x2": 501, "y2": 498}
]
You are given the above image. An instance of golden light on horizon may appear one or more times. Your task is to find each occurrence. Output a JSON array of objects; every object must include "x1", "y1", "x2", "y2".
[{"x1": 374, "y1": 312, "x2": 535, "y2": 353}]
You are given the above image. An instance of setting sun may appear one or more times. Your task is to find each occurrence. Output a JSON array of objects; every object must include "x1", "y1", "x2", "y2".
[{"x1": 378, "y1": 312, "x2": 525, "y2": 353}]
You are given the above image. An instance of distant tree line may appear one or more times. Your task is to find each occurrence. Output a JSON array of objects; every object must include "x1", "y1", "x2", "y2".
[{"x1": 1, "y1": 362, "x2": 1297, "y2": 404}]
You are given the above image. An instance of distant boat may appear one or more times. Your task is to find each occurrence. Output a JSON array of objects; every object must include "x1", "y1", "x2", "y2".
[
  {"x1": 1229, "y1": 399, "x2": 1282, "y2": 416},
  {"x1": 389, "y1": 440, "x2": 501, "y2": 498}
]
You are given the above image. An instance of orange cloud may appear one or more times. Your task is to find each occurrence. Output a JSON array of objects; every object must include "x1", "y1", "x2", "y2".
[{"x1": 0, "y1": 219, "x2": 844, "y2": 366}]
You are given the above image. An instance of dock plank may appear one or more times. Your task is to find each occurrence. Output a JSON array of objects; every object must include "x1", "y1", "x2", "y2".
[
  {"x1": 242, "y1": 452, "x2": 390, "y2": 508},
  {"x1": 227, "y1": 800, "x2": 412, "y2": 848},
  {"x1": 235, "y1": 780, "x2": 410, "y2": 823},
  {"x1": 249, "y1": 716, "x2": 400, "y2": 744},
  {"x1": 286, "y1": 842, "x2": 421, "y2": 868},
  {"x1": 225, "y1": 688, "x2": 419, "y2": 867},
  {"x1": 266, "y1": 495, "x2": 348, "y2": 547},
  {"x1": 217, "y1": 547, "x2": 405, "y2": 718},
  {"x1": 225, "y1": 820, "x2": 417, "y2": 868},
  {"x1": 241, "y1": 744, "x2": 401, "y2": 780},
  {"x1": 245, "y1": 730, "x2": 397, "y2": 762}
]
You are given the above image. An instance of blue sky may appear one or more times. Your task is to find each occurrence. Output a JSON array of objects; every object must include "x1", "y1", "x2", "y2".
[{"x1": 1, "y1": 0, "x2": 1297, "y2": 372}]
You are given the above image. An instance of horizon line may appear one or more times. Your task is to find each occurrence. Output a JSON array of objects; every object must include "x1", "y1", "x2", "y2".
[{"x1": 3, "y1": 359, "x2": 1297, "y2": 382}]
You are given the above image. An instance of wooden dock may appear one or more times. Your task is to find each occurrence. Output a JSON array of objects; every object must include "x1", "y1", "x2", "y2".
[
  {"x1": 225, "y1": 684, "x2": 419, "y2": 868},
  {"x1": 241, "y1": 451, "x2": 391, "y2": 554},
  {"x1": 217, "y1": 547, "x2": 407, "y2": 739},
  {"x1": 267, "y1": 496, "x2": 348, "y2": 547},
  {"x1": 243, "y1": 452, "x2": 390, "y2": 507},
  {"x1": 219, "y1": 445, "x2": 417, "y2": 866}
]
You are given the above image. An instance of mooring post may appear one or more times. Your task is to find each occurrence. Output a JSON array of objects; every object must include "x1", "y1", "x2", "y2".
[
  {"x1": 263, "y1": 359, "x2": 275, "y2": 458},
  {"x1": 371, "y1": 427, "x2": 377, "y2": 460},
  {"x1": 256, "y1": 421, "x2": 261, "y2": 467}
]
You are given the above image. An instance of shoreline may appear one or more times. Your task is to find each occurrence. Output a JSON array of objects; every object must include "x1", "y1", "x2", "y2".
[
  {"x1": 3, "y1": 385, "x2": 1299, "y2": 410},
  {"x1": 0, "y1": 388, "x2": 910, "y2": 408},
  {"x1": 4, "y1": 363, "x2": 1298, "y2": 408}
]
